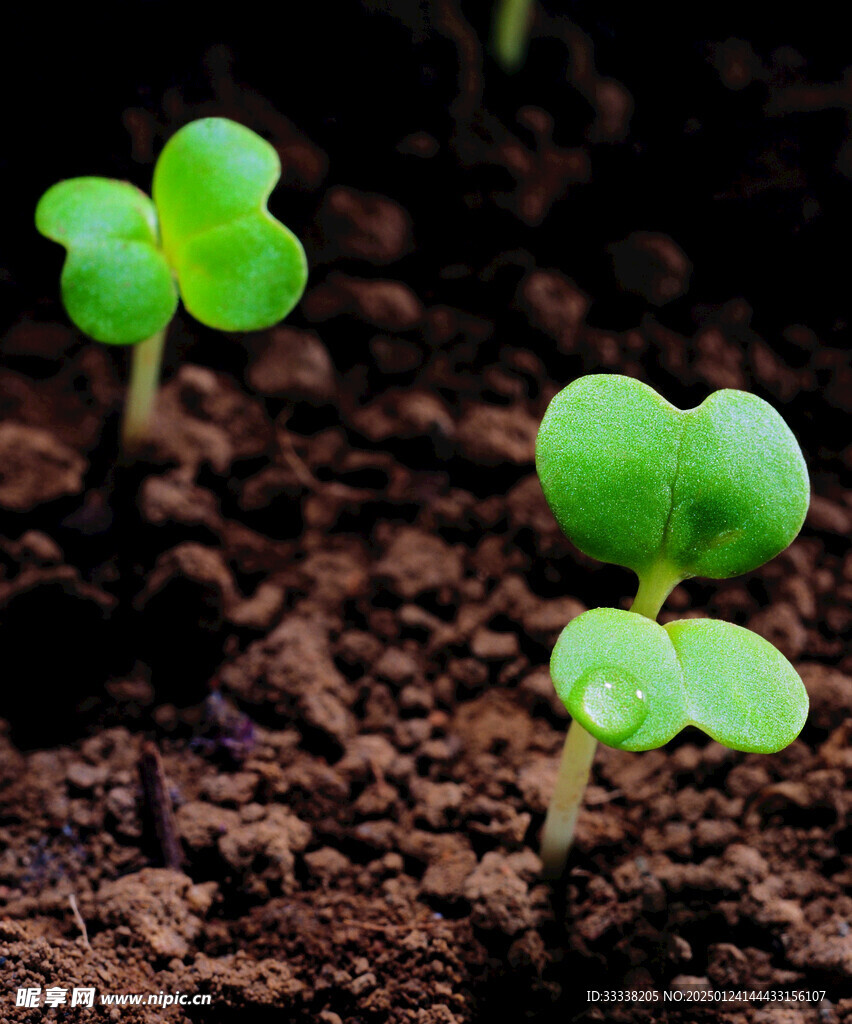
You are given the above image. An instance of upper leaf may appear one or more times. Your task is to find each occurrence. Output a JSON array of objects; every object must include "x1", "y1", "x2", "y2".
[
  {"x1": 666, "y1": 389, "x2": 810, "y2": 577},
  {"x1": 152, "y1": 118, "x2": 308, "y2": 331},
  {"x1": 535, "y1": 374, "x2": 809, "y2": 584},
  {"x1": 550, "y1": 608, "x2": 808, "y2": 753},
  {"x1": 35, "y1": 178, "x2": 178, "y2": 345}
]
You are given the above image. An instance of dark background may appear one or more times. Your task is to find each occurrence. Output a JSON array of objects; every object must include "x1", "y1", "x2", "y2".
[
  {"x1": 2, "y1": 1, "x2": 849, "y2": 707},
  {"x1": 3, "y1": 1, "x2": 851, "y2": 337}
]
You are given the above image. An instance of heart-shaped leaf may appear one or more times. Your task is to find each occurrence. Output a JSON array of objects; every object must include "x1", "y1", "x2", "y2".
[
  {"x1": 536, "y1": 374, "x2": 809, "y2": 583},
  {"x1": 35, "y1": 178, "x2": 178, "y2": 345},
  {"x1": 550, "y1": 608, "x2": 808, "y2": 753},
  {"x1": 152, "y1": 118, "x2": 308, "y2": 332}
]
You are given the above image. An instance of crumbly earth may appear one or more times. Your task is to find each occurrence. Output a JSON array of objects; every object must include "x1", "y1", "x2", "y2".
[{"x1": 1, "y1": 6, "x2": 851, "y2": 1023}]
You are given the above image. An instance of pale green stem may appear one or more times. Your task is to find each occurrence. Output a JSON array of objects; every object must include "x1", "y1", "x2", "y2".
[
  {"x1": 540, "y1": 718, "x2": 599, "y2": 878},
  {"x1": 630, "y1": 563, "x2": 682, "y2": 620},
  {"x1": 540, "y1": 563, "x2": 683, "y2": 877},
  {"x1": 493, "y1": 0, "x2": 534, "y2": 72},
  {"x1": 121, "y1": 328, "x2": 168, "y2": 455}
]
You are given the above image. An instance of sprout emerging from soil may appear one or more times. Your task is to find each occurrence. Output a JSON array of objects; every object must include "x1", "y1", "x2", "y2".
[
  {"x1": 535, "y1": 374, "x2": 810, "y2": 877},
  {"x1": 36, "y1": 117, "x2": 308, "y2": 453}
]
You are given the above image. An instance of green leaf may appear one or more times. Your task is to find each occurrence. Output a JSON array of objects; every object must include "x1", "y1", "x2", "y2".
[
  {"x1": 550, "y1": 608, "x2": 808, "y2": 753},
  {"x1": 536, "y1": 375, "x2": 681, "y2": 575},
  {"x1": 551, "y1": 608, "x2": 688, "y2": 750},
  {"x1": 664, "y1": 618, "x2": 809, "y2": 753},
  {"x1": 666, "y1": 389, "x2": 810, "y2": 578},
  {"x1": 36, "y1": 120, "x2": 307, "y2": 344},
  {"x1": 535, "y1": 374, "x2": 809, "y2": 584},
  {"x1": 152, "y1": 118, "x2": 308, "y2": 331},
  {"x1": 35, "y1": 178, "x2": 178, "y2": 345}
]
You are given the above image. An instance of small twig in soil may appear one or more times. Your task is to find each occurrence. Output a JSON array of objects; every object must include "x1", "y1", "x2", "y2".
[
  {"x1": 139, "y1": 740, "x2": 185, "y2": 870},
  {"x1": 276, "y1": 420, "x2": 319, "y2": 490},
  {"x1": 275, "y1": 415, "x2": 374, "y2": 508},
  {"x1": 68, "y1": 893, "x2": 92, "y2": 950}
]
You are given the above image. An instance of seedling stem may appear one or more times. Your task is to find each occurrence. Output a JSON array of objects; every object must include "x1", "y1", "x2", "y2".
[
  {"x1": 121, "y1": 327, "x2": 168, "y2": 455},
  {"x1": 540, "y1": 718, "x2": 598, "y2": 878},
  {"x1": 538, "y1": 573, "x2": 673, "y2": 877},
  {"x1": 629, "y1": 565, "x2": 679, "y2": 621}
]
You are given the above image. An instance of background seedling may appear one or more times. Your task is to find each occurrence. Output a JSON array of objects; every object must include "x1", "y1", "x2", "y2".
[
  {"x1": 492, "y1": 0, "x2": 535, "y2": 72},
  {"x1": 36, "y1": 117, "x2": 308, "y2": 453},
  {"x1": 535, "y1": 374, "x2": 810, "y2": 877}
]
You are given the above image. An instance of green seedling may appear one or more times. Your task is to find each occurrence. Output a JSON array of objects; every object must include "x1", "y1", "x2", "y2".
[
  {"x1": 534, "y1": 374, "x2": 810, "y2": 877},
  {"x1": 36, "y1": 117, "x2": 308, "y2": 453},
  {"x1": 492, "y1": 0, "x2": 535, "y2": 72}
]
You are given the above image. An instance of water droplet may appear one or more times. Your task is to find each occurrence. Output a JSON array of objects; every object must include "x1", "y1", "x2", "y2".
[{"x1": 567, "y1": 666, "x2": 649, "y2": 745}]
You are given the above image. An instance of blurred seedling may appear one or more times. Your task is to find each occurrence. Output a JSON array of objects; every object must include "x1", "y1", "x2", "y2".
[
  {"x1": 535, "y1": 374, "x2": 810, "y2": 877},
  {"x1": 492, "y1": 0, "x2": 535, "y2": 72},
  {"x1": 36, "y1": 117, "x2": 308, "y2": 454}
]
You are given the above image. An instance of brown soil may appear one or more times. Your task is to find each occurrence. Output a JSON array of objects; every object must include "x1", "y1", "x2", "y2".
[{"x1": 1, "y1": 5, "x2": 851, "y2": 1023}]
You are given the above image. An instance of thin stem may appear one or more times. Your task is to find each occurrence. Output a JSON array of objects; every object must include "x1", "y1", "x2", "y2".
[
  {"x1": 493, "y1": 0, "x2": 534, "y2": 72},
  {"x1": 540, "y1": 718, "x2": 599, "y2": 878},
  {"x1": 540, "y1": 539, "x2": 685, "y2": 878},
  {"x1": 539, "y1": 564, "x2": 683, "y2": 878},
  {"x1": 121, "y1": 327, "x2": 168, "y2": 455},
  {"x1": 630, "y1": 563, "x2": 682, "y2": 621}
]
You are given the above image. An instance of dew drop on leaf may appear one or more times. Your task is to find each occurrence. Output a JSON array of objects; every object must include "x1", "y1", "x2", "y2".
[{"x1": 567, "y1": 666, "x2": 649, "y2": 744}]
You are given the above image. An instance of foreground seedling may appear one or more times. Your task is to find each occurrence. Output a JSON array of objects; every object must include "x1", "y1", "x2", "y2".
[
  {"x1": 36, "y1": 117, "x2": 308, "y2": 453},
  {"x1": 535, "y1": 374, "x2": 810, "y2": 876}
]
